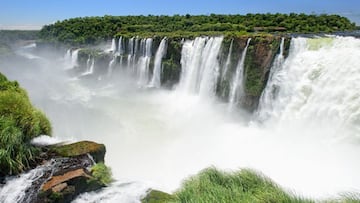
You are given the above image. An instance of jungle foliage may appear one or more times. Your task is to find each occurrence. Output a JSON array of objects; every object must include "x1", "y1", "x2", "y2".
[{"x1": 39, "y1": 13, "x2": 356, "y2": 45}]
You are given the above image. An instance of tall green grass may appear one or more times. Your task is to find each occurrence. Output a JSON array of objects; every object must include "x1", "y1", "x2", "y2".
[
  {"x1": 0, "y1": 72, "x2": 51, "y2": 175},
  {"x1": 174, "y1": 167, "x2": 314, "y2": 203}
]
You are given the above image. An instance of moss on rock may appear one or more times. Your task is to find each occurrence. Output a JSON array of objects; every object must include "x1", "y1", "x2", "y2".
[{"x1": 51, "y1": 141, "x2": 106, "y2": 163}]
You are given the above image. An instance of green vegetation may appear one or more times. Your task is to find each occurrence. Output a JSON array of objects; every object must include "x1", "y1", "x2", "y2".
[
  {"x1": 140, "y1": 167, "x2": 360, "y2": 202},
  {"x1": 142, "y1": 190, "x2": 176, "y2": 203},
  {"x1": 90, "y1": 162, "x2": 112, "y2": 185},
  {"x1": 174, "y1": 167, "x2": 312, "y2": 203},
  {"x1": 39, "y1": 13, "x2": 356, "y2": 45},
  {"x1": 0, "y1": 72, "x2": 51, "y2": 175}
]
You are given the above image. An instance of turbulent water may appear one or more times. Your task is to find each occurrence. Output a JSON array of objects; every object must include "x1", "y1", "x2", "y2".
[{"x1": 1, "y1": 36, "x2": 360, "y2": 202}]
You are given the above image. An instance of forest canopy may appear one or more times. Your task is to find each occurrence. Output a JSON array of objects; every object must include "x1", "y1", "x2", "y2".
[{"x1": 39, "y1": 13, "x2": 357, "y2": 45}]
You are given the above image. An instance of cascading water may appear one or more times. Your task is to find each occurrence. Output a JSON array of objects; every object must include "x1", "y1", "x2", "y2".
[
  {"x1": 137, "y1": 38, "x2": 153, "y2": 87},
  {"x1": 118, "y1": 37, "x2": 124, "y2": 55},
  {"x1": 108, "y1": 56, "x2": 116, "y2": 77},
  {"x1": 3, "y1": 35, "x2": 360, "y2": 202},
  {"x1": 64, "y1": 49, "x2": 80, "y2": 69},
  {"x1": 110, "y1": 38, "x2": 116, "y2": 53},
  {"x1": 178, "y1": 36, "x2": 223, "y2": 96},
  {"x1": 0, "y1": 162, "x2": 54, "y2": 203},
  {"x1": 149, "y1": 37, "x2": 167, "y2": 88},
  {"x1": 127, "y1": 37, "x2": 135, "y2": 70},
  {"x1": 118, "y1": 36, "x2": 125, "y2": 68},
  {"x1": 258, "y1": 36, "x2": 360, "y2": 140},
  {"x1": 257, "y1": 37, "x2": 285, "y2": 121},
  {"x1": 228, "y1": 38, "x2": 251, "y2": 109},
  {"x1": 64, "y1": 49, "x2": 71, "y2": 62},
  {"x1": 221, "y1": 39, "x2": 233, "y2": 82},
  {"x1": 82, "y1": 56, "x2": 95, "y2": 76}
]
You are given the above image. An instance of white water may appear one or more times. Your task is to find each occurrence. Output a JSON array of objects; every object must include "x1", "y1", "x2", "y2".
[
  {"x1": 221, "y1": 39, "x2": 233, "y2": 82},
  {"x1": 108, "y1": 56, "x2": 116, "y2": 77},
  {"x1": 1, "y1": 36, "x2": 360, "y2": 202},
  {"x1": 0, "y1": 162, "x2": 54, "y2": 203},
  {"x1": 118, "y1": 36, "x2": 124, "y2": 55},
  {"x1": 228, "y1": 38, "x2": 251, "y2": 109},
  {"x1": 82, "y1": 56, "x2": 95, "y2": 76},
  {"x1": 257, "y1": 37, "x2": 285, "y2": 121},
  {"x1": 260, "y1": 36, "x2": 360, "y2": 141},
  {"x1": 137, "y1": 38, "x2": 153, "y2": 87},
  {"x1": 64, "y1": 49, "x2": 80, "y2": 70},
  {"x1": 178, "y1": 36, "x2": 223, "y2": 96},
  {"x1": 110, "y1": 38, "x2": 116, "y2": 53},
  {"x1": 149, "y1": 37, "x2": 167, "y2": 88}
]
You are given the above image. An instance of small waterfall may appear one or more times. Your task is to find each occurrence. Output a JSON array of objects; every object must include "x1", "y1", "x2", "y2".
[
  {"x1": 110, "y1": 38, "x2": 116, "y2": 52},
  {"x1": 256, "y1": 37, "x2": 285, "y2": 121},
  {"x1": 64, "y1": 49, "x2": 71, "y2": 61},
  {"x1": 108, "y1": 56, "x2": 116, "y2": 76},
  {"x1": 0, "y1": 162, "x2": 54, "y2": 203},
  {"x1": 70, "y1": 49, "x2": 80, "y2": 69},
  {"x1": 118, "y1": 36, "x2": 124, "y2": 55},
  {"x1": 81, "y1": 56, "x2": 95, "y2": 75},
  {"x1": 89, "y1": 57, "x2": 95, "y2": 74},
  {"x1": 127, "y1": 37, "x2": 135, "y2": 70},
  {"x1": 86, "y1": 55, "x2": 91, "y2": 69},
  {"x1": 133, "y1": 37, "x2": 140, "y2": 70},
  {"x1": 149, "y1": 37, "x2": 167, "y2": 88},
  {"x1": 137, "y1": 38, "x2": 153, "y2": 87},
  {"x1": 178, "y1": 36, "x2": 223, "y2": 96},
  {"x1": 228, "y1": 38, "x2": 251, "y2": 109},
  {"x1": 221, "y1": 39, "x2": 233, "y2": 81}
]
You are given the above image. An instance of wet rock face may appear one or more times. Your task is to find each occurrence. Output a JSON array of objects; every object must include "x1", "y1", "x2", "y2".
[
  {"x1": 50, "y1": 141, "x2": 106, "y2": 163},
  {"x1": 33, "y1": 141, "x2": 107, "y2": 202},
  {"x1": 241, "y1": 36, "x2": 284, "y2": 111}
]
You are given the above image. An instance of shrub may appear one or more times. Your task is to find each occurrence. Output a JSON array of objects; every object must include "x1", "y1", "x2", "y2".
[{"x1": 90, "y1": 162, "x2": 112, "y2": 185}]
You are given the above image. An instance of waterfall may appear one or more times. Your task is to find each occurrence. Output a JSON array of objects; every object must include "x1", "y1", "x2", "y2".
[
  {"x1": 137, "y1": 38, "x2": 153, "y2": 87},
  {"x1": 256, "y1": 37, "x2": 285, "y2": 121},
  {"x1": 178, "y1": 36, "x2": 223, "y2": 96},
  {"x1": 110, "y1": 38, "x2": 116, "y2": 52},
  {"x1": 89, "y1": 57, "x2": 95, "y2": 74},
  {"x1": 108, "y1": 56, "x2": 116, "y2": 76},
  {"x1": 149, "y1": 37, "x2": 167, "y2": 88},
  {"x1": 0, "y1": 162, "x2": 54, "y2": 203},
  {"x1": 221, "y1": 39, "x2": 233, "y2": 81},
  {"x1": 64, "y1": 49, "x2": 80, "y2": 70},
  {"x1": 81, "y1": 56, "x2": 95, "y2": 76},
  {"x1": 64, "y1": 49, "x2": 71, "y2": 62},
  {"x1": 228, "y1": 38, "x2": 251, "y2": 109},
  {"x1": 257, "y1": 36, "x2": 360, "y2": 139},
  {"x1": 127, "y1": 37, "x2": 134, "y2": 70},
  {"x1": 118, "y1": 36, "x2": 124, "y2": 55}
]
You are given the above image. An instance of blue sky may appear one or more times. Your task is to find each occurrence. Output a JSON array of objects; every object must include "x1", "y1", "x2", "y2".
[{"x1": 0, "y1": 0, "x2": 359, "y2": 29}]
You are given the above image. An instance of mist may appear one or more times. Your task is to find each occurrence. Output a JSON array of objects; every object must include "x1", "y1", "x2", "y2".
[{"x1": 1, "y1": 36, "x2": 360, "y2": 201}]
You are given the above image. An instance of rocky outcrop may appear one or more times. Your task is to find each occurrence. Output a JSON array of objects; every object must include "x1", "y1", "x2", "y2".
[
  {"x1": 1, "y1": 141, "x2": 109, "y2": 203},
  {"x1": 242, "y1": 36, "x2": 282, "y2": 111},
  {"x1": 38, "y1": 166, "x2": 104, "y2": 203},
  {"x1": 50, "y1": 141, "x2": 106, "y2": 163}
]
